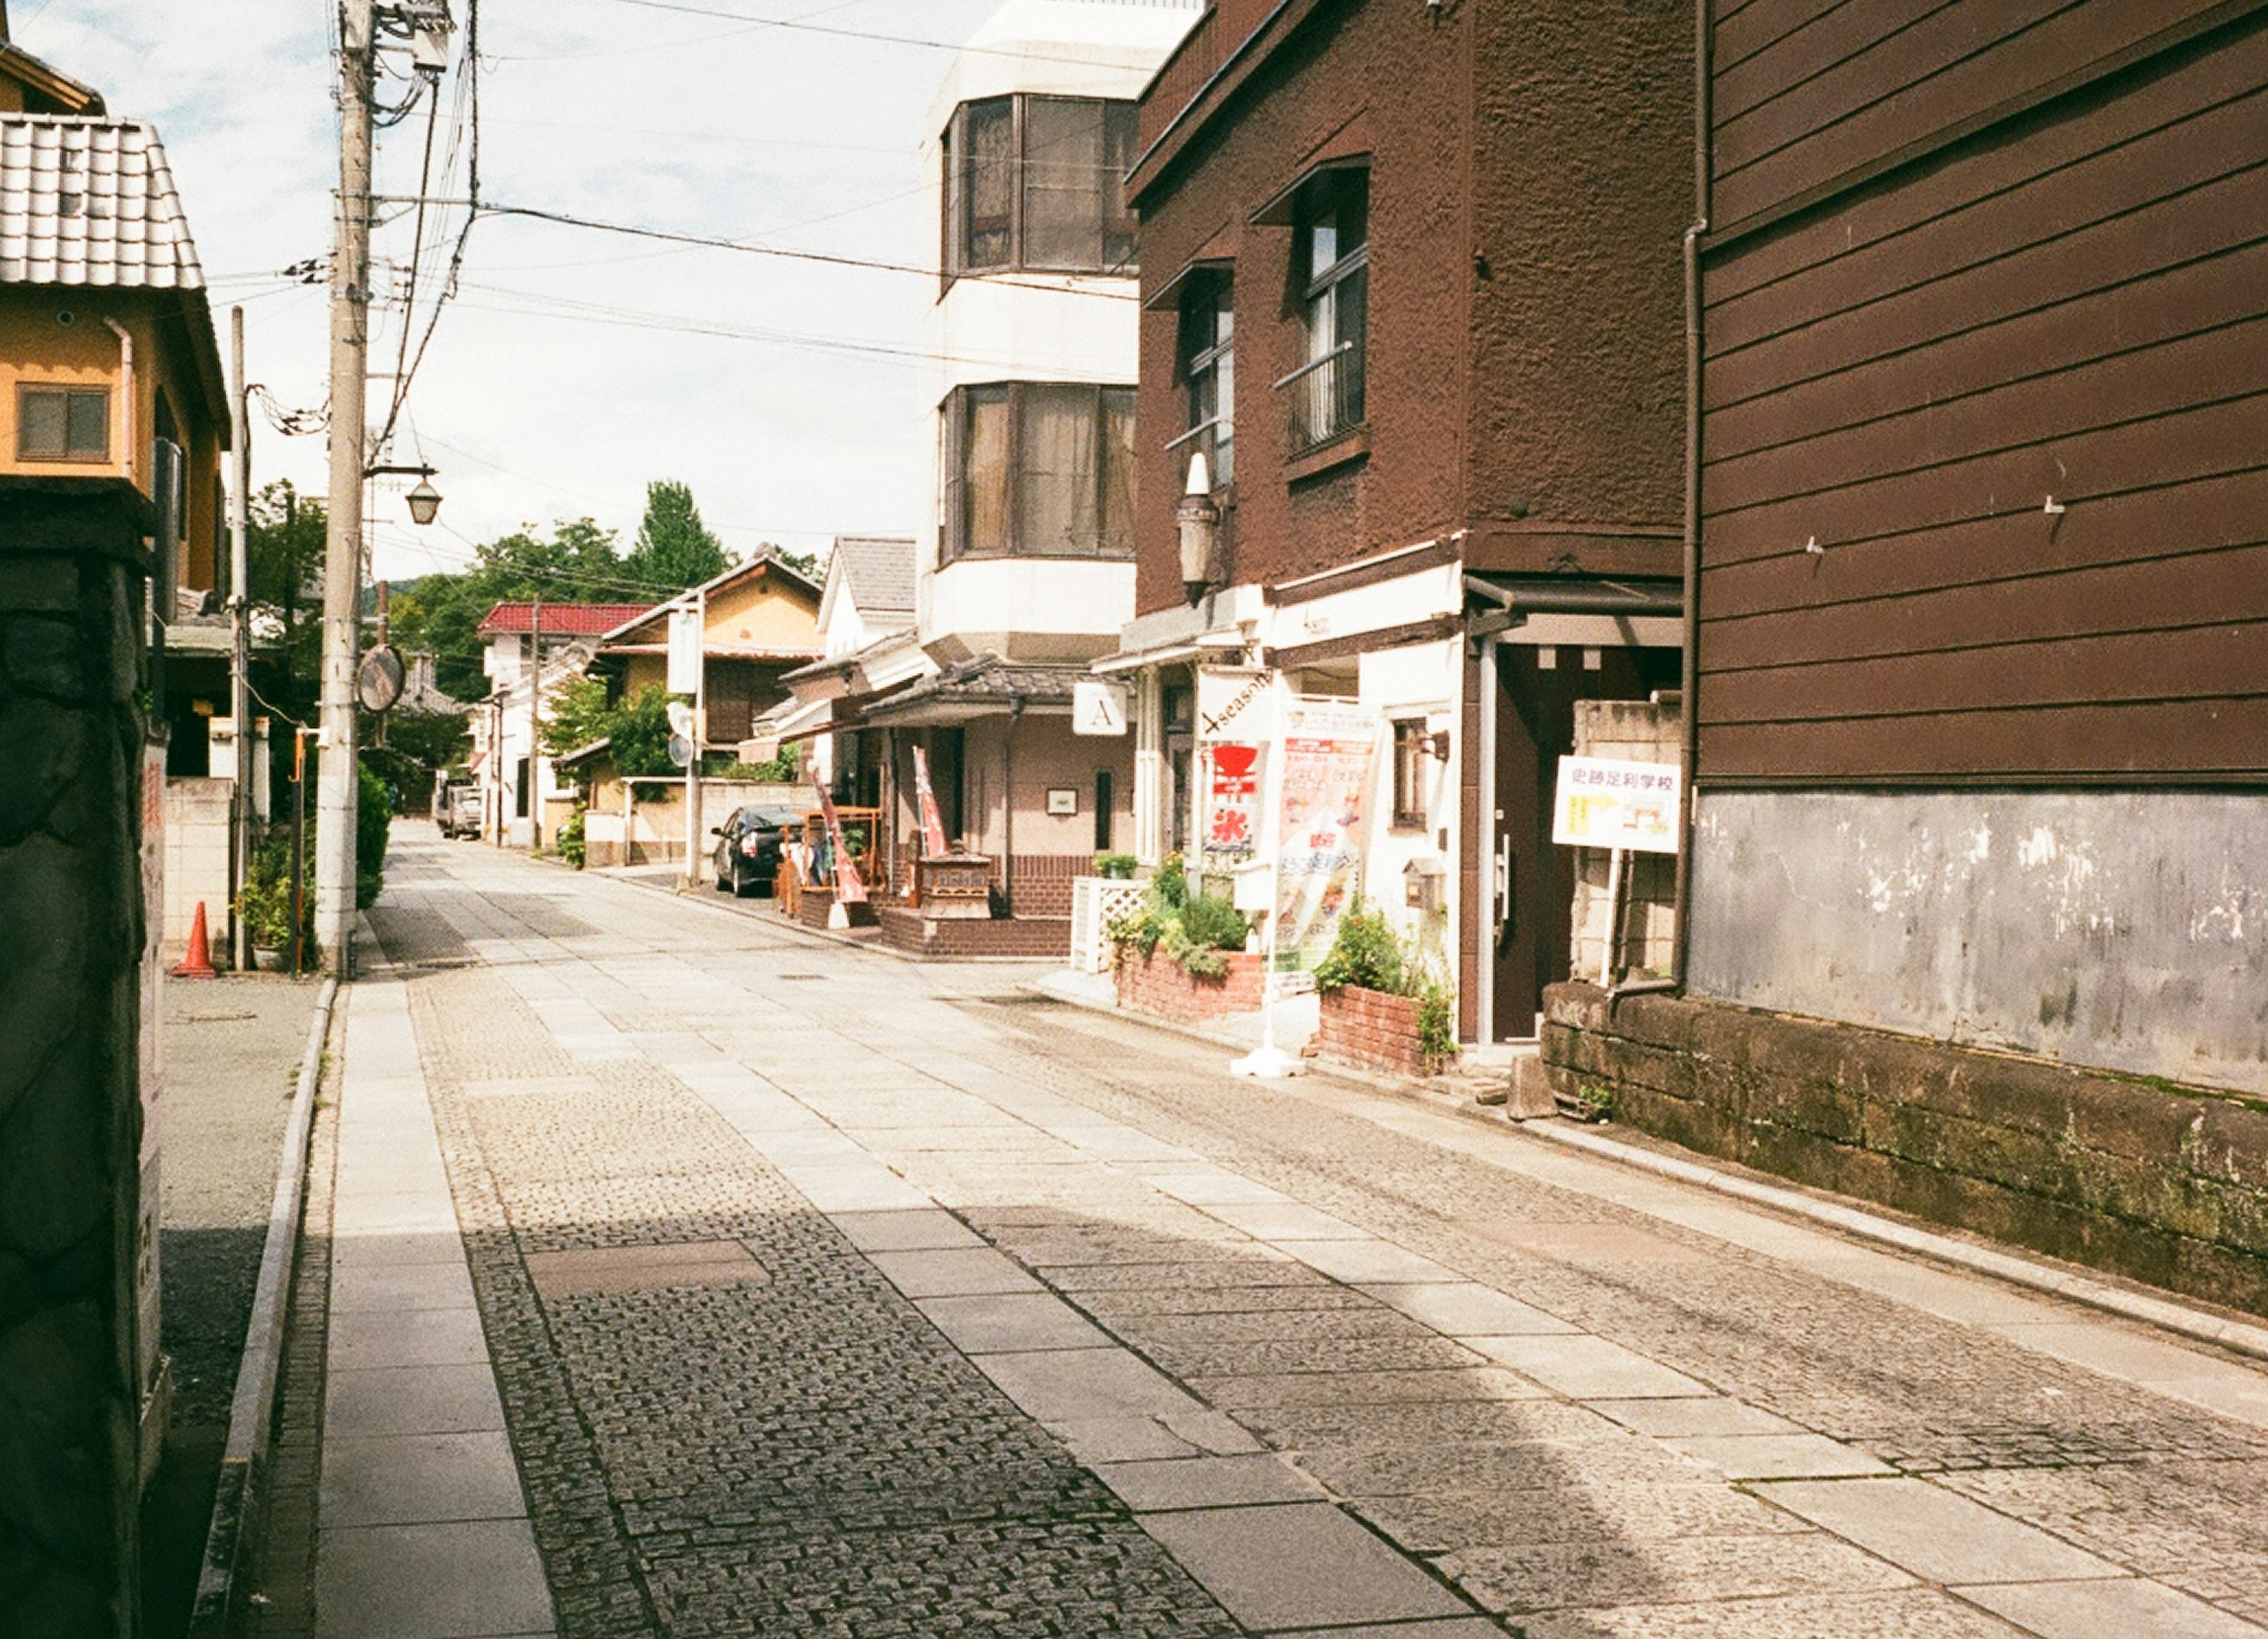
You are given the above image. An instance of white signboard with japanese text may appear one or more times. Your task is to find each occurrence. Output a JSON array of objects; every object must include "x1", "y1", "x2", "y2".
[{"x1": 1551, "y1": 755, "x2": 1682, "y2": 853}]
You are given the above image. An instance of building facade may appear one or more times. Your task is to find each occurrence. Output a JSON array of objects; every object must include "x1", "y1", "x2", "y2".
[
  {"x1": 1109, "y1": 0, "x2": 1693, "y2": 1041},
  {"x1": 819, "y1": 0, "x2": 1202, "y2": 944}
]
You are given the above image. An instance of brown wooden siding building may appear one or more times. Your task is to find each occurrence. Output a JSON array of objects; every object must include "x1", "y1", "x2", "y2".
[{"x1": 1685, "y1": 1, "x2": 2268, "y2": 1090}]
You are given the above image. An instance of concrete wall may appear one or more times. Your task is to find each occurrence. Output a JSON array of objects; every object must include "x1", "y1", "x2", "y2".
[
  {"x1": 1689, "y1": 789, "x2": 2268, "y2": 1095},
  {"x1": 161, "y1": 775, "x2": 230, "y2": 954}
]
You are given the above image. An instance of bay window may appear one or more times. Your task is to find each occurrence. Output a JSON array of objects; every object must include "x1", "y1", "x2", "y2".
[
  {"x1": 944, "y1": 95, "x2": 1139, "y2": 278},
  {"x1": 941, "y1": 383, "x2": 1137, "y2": 561}
]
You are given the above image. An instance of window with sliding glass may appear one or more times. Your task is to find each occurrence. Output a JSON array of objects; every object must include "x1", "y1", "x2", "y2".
[
  {"x1": 1174, "y1": 273, "x2": 1233, "y2": 484},
  {"x1": 943, "y1": 95, "x2": 1139, "y2": 278},
  {"x1": 941, "y1": 383, "x2": 1137, "y2": 562},
  {"x1": 1283, "y1": 170, "x2": 1367, "y2": 454}
]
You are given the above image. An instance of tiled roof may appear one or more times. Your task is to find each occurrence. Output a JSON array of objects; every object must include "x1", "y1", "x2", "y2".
[
  {"x1": 832, "y1": 535, "x2": 917, "y2": 617},
  {"x1": 475, "y1": 601, "x2": 653, "y2": 637},
  {"x1": 0, "y1": 115, "x2": 202, "y2": 288}
]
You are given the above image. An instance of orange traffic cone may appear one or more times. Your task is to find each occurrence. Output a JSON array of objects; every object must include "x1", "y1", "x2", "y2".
[{"x1": 172, "y1": 901, "x2": 219, "y2": 979}]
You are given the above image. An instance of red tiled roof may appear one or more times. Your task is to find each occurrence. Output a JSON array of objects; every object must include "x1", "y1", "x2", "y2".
[{"x1": 475, "y1": 601, "x2": 654, "y2": 637}]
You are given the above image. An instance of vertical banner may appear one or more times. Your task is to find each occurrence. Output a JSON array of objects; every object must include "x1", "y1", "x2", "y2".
[
  {"x1": 816, "y1": 787, "x2": 869, "y2": 903},
  {"x1": 666, "y1": 605, "x2": 702, "y2": 695},
  {"x1": 911, "y1": 744, "x2": 950, "y2": 859},
  {"x1": 1272, "y1": 698, "x2": 1380, "y2": 972},
  {"x1": 1195, "y1": 667, "x2": 1275, "y2": 870}
]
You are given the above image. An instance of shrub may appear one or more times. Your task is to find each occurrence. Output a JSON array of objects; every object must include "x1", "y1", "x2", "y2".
[
  {"x1": 1093, "y1": 852, "x2": 1138, "y2": 880},
  {"x1": 1108, "y1": 865, "x2": 1249, "y2": 979},
  {"x1": 356, "y1": 760, "x2": 393, "y2": 908},
  {"x1": 237, "y1": 832, "x2": 311, "y2": 954},
  {"x1": 559, "y1": 805, "x2": 586, "y2": 869},
  {"x1": 1313, "y1": 902, "x2": 1404, "y2": 996}
]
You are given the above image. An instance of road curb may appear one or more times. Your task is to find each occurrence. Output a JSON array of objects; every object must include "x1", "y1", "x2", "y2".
[{"x1": 184, "y1": 973, "x2": 340, "y2": 1639}]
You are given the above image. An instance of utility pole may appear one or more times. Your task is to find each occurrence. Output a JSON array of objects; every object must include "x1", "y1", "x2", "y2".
[
  {"x1": 527, "y1": 597, "x2": 543, "y2": 853},
  {"x1": 682, "y1": 588, "x2": 705, "y2": 888},
  {"x1": 228, "y1": 306, "x2": 254, "y2": 974},
  {"x1": 316, "y1": 0, "x2": 376, "y2": 975}
]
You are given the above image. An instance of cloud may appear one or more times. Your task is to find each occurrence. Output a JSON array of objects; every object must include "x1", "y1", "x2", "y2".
[{"x1": 16, "y1": 0, "x2": 1002, "y2": 576}]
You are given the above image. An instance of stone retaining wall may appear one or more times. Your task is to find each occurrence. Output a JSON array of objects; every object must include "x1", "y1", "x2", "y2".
[{"x1": 1543, "y1": 980, "x2": 2268, "y2": 1315}]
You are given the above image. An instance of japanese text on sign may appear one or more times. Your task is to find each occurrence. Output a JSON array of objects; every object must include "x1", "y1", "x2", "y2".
[{"x1": 1550, "y1": 755, "x2": 1682, "y2": 854}]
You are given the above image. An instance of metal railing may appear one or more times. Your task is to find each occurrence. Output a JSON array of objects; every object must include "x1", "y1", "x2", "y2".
[{"x1": 1278, "y1": 341, "x2": 1362, "y2": 455}]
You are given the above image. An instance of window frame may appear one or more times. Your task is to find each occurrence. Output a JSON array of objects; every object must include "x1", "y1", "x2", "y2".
[
  {"x1": 16, "y1": 382, "x2": 111, "y2": 463},
  {"x1": 943, "y1": 93, "x2": 1140, "y2": 280},
  {"x1": 1390, "y1": 716, "x2": 1429, "y2": 831},
  {"x1": 940, "y1": 381, "x2": 1138, "y2": 564},
  {"x1": 1278, "y1": 168, "x2": 1369, "y2": 454},
  {"x1": 1170, "y1": 271, "x2": 1234, "y2": 486}
]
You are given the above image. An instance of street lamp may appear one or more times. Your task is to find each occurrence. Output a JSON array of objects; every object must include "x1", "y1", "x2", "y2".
[
  {"x1": 1177, "y1": 450, "x2": 1219, "y2": 606},
  {"x1": 367, "y1": 461, "x2": 442, "y2": 527}
]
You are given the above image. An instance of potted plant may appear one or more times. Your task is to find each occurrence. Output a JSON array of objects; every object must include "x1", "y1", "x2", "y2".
[
  {"x1": 1093, "y1": 851, "x2": 1139, "y2": 879},
  {"x1": 1108, "y1": 856, "x2": 1267, "y2": 1019},
  {"x1": 235, "y1": 834, "x2": 309, "y2": 970},
  {"x1": 1312, "y1": 903, "x2": 1454, "y2": 1076}
]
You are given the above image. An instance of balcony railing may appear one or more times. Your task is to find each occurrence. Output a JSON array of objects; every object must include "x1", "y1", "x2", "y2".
[{"x1": 1278, "y1": 343, "x2": 1363, "y2": 456}]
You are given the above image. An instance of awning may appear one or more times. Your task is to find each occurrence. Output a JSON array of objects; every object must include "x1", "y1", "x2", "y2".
[
  {"x1": 1090, "y1": 631, "x2": 1249, "y2": 675},
  {"x1": 738, "y1": 695, "x2": 836, "y2": 763}
]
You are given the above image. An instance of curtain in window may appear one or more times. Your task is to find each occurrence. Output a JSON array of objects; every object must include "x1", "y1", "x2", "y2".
[
  {"x1": 1100, "y1": 388, "x2": 1136, "y2": 558},
  {"x1": 962, "y1": 99, "x2": 1014, "y2": 270},
  {"x1": 1103, "y1": 102, "x2": 1139, "y2": 272},
  {"x1": 1022, "y1": 97, "x2": 1104, "y2": 271},
  {"x1": 1019, "y1": 384, "x2": 1097, "y2": 554},
  {"x1": 963, "y1": 387, "x2": 1012, "y2": 555}
]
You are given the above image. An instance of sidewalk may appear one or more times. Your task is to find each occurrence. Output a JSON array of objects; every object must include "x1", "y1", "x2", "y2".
[{"x1": 141, "y1": 976, "x2": 325, "y2": 1639}]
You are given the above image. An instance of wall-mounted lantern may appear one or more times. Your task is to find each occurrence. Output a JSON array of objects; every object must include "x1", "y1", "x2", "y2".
[
  {"x1": 369, "y1": 461, "x2": 443, "y2": 527},
  {"x1": 1177, "y1": 451, "x2": 1220, "y2": 606}
]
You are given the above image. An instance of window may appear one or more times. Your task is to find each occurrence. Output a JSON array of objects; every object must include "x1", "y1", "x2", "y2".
[
  {"x1": 1173, "y1": 274, "x2": 1234, "y2": 484},
  {"x1": 1391, "y1": 718, "x2": 1429, "y2": 829},
  {"x1": 944, "y1": 95, "x2": 1139, "y2": 277},
  {"x1": 1094, "y1": 769, "x2": 1114, "y2": 852},
  {"x1": 1282, "y1": 170, "x2": 1367, "y2": 453},
  {"x1": 941, "y1": 383, "x2": 1136, "y2": 562},
  {"x1": 17, "y1": 384, "x2": 109, "y2": 461}
]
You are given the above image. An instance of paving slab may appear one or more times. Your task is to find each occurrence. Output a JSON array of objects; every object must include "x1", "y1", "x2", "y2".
[
  {"x1": 1093, "y1": 1454, "x2": 1325, "y2": 1512},
  {"x1": 1667, "y1": 1432, "x2": 1895, "y2": 1480},
  {"x1": 1361, "y1": 1280, "x2": 1580, "y2": 1337},
  {"x1": 319, "y1": 1431, "x2": 529, "y2": 1527},
  {"x1": 917, "y1": 1291, "x2": 1114, "y2": 1353},
  {"x1": 1468, "y1": 1333, "x2": 1715, "y2": 1398},
  {"x1": 1761, "y1": 1479, "x2": 2125, "y2": 1585},
  {"x1": 314, "y1": 1517, "x2": 553, "y2": 1638},
  {"x1": 1139, "y1": 1502, "x2": 1473, "y2": 1630},
  {"x1": 865, "y1": 1244, "x2": 1047, "y2": 1297},
  {"x1": 828, "y1": 1207, "x2": 987, "y2": 1252},
  {"x1": 1291, "y1": 1238, "x2": 1466, "y2": 1286},
  {"x1": 1954, "y1": 1575, "x2": 2267, "y2": 1638},
  {"x1": 327, "y1": 1304, "x2": 491, "y2": 1370},
  {"x1": 324, "y1": 1358, "x2": 509, "y2": 1440},
  {"x1": 1203, "y1": 1199, "x2": 1365, "y2": 1240},
  {"x1": 975, "y1": 1345, "x2": 1206, "y2": 1422},
  {"x1": 1586, "y1": 1396, "x2": 1806, "y2": 1438}
]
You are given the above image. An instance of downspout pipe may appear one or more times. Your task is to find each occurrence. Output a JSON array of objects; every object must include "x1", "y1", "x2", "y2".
[{"x1": 1613, "y1": 0, "x2": 1709, "y2": 1006}]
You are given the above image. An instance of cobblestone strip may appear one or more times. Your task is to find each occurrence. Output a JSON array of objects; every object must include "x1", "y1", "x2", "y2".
[{"x1": 372, "y1": 852, "x2": 1253, "y2": 1638}]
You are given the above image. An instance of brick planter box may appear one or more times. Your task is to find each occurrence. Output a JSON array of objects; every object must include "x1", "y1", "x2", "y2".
[
  {"x1": 1315, "y1": 984, "x2": 1441, "y2": 1078},
  {"x1": 1113, "y1": 946, "x2": 1266, "y2": 1022}
]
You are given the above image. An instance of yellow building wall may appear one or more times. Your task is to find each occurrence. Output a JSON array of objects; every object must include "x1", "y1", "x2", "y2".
[
  {"x1": 0, "y1": 288, "x2": 223, "y2": 592},
  {"x1": 705, "y1": 569, "x2": 820, "y2": 650}
]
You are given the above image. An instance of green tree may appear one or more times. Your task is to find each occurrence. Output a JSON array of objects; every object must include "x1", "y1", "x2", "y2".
[
  {"x1": 623, "y1": 480, "x2": 728, "y2": 594},
  {"x1": 394, "y1": 517, "x2": 636, "y2": 703},
  {"x1": 538, "y1": 674, "x2": 615, "y2": 760},
  {"x1": 607, "y1": 685, "x2": 677, "y2": 777}
]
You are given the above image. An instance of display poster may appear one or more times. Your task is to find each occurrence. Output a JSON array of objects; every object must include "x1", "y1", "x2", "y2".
[
  {"x1": 911, "y1": 744, "x2": 950, "y2": 859},
  {"x1": 1550, "y1": 755, "x2": 1682, "y2": 853},
  {"x1": 1195, "y1": 667, "x2": 1275, "y2": 869},
  {"x1": 815, "y1": 788, "x2": 869, "y2": 902},
  {"x1": 1272, "y1": 699, "x2": 1380, "y2": 972}
]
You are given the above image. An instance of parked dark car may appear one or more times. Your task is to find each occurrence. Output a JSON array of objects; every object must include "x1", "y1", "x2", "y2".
[{"x1": 712, "y1": 806, "x2": 799, "y2": 897}]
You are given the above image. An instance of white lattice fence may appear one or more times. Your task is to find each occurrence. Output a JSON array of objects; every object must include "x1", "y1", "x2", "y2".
[{"x1": 1069, "y1": 876, "x2": 1147, "y2": 973}]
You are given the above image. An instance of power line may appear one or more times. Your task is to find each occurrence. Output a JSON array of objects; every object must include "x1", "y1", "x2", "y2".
[{"x1": 596, "y1": 0, "x2": 1185, "y2": 73}]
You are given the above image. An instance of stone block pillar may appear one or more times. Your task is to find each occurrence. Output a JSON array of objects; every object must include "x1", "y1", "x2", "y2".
[{"x1": 0, "y1": 477, "x2": 156, "y2": 1638}]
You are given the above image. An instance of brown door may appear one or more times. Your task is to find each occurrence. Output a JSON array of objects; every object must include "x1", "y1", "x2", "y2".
[{"x1": 1490, "y1": 644, "x2": 1677, "y2": 1040}]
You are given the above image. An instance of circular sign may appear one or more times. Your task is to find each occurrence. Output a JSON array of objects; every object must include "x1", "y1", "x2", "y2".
[
  {"x1": 667, "y1": 732, "x2": 695, "y2": 769},
  {"x1": 356, "y1": 644, "x2": 406, "y2": 713}
]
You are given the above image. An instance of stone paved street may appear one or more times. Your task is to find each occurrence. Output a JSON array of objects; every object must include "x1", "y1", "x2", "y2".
[{"x1": 311, "y1": 825, "x2": 2268, "y2": 1638}]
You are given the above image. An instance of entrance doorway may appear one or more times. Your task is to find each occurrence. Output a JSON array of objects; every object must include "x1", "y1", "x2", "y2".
[{"x1": 1488, "y1": 643, "x2": 1677, "y2": 1041}]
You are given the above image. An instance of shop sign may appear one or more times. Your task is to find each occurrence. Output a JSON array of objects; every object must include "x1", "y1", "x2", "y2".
[
  {"x1": 1551, "y1": 755, "x2": 1682, "y2": 853},
  {"x1": 1200, "y1": 742, "x2": 1263, "y2": 865},
  {"x1": 1072, "y1": 679, "x2": 1129, "y2": 735},
  {"x1": 1272, "y1": 698, "x2": 1380, "y2": 972}
]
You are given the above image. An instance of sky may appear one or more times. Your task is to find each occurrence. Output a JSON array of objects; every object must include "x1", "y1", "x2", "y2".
[{"x1": 9, "y1": 0, "x2": 1006, "y2": 582}]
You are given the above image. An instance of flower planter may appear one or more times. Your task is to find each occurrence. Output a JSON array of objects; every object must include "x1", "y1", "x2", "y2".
[
  {"x1": 1315, "y1": 983, "x2": 1442, "y2": 1077},
  {"x1": 1112, "y1": 946, "x2": 1268, "y2": 1022}
]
